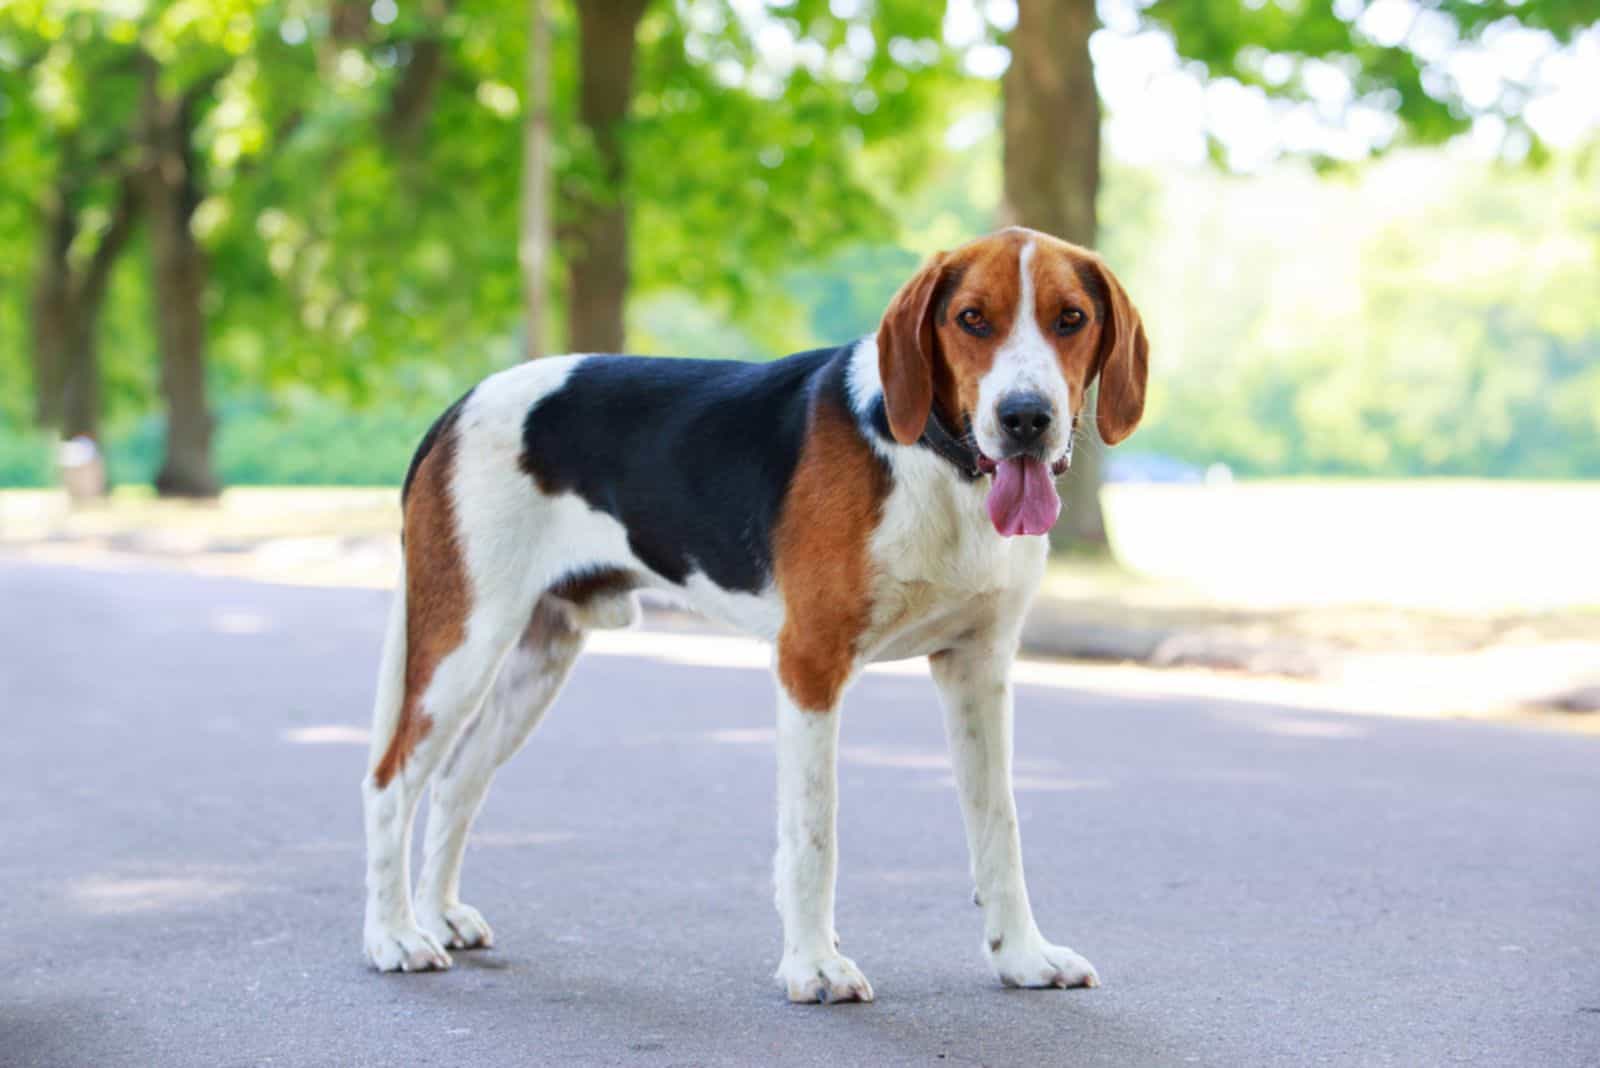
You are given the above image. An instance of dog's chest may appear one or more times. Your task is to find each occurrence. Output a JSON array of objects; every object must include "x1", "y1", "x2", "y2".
[{"x1": 861, "y1": 456, "x2": 1047, "y2": 661}]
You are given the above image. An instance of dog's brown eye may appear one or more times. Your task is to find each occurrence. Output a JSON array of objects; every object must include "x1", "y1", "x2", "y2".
[
  {"x1": 957, "y1": 308, "x2": 990, "y2": 337},
  {"x1": 1055, "y1": 308, "x2": 1086, "y2": 336}
]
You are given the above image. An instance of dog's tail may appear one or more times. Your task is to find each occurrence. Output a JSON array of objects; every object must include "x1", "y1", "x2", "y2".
[{"x1": 365, "y1": 559, "x2": 409, "y2": 785}]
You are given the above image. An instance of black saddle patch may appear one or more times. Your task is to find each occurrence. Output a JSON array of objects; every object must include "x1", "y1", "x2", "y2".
[{"x1": 520, "y1": 347, "x2": 852, "y2": 594}]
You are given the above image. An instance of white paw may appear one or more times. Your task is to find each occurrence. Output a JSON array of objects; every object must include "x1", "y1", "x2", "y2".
[
  {"x1": 775, "y1": 952, "x2": 875, "y2": 1004},
  {"x1": 417, "y1": 901, "x2": 495, "y2": 950},
  {"x1": 989, "y1": 934, "x2": 1099, "y2": 990},
  {"x1": 365, "y1": 922, "x2": 453, "y2": 973}
]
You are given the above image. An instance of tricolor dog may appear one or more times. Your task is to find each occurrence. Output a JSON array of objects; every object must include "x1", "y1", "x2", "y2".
[{"x1": 361, "y1": 227, "x2": 1148, "y2": 1002}]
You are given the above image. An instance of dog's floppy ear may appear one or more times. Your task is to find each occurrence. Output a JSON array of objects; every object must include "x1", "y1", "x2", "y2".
[
  {"x1": 1087, "y1": 256, "x2": 1149, "y2": 446},
  {"x1": 877, "y1": 252, "x2": 947, "y2": 446}
]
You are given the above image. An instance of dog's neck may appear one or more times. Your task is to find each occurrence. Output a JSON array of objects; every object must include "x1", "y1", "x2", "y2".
[{"x1": 918, "y1": 407, "x2": 983, "y2": 482}]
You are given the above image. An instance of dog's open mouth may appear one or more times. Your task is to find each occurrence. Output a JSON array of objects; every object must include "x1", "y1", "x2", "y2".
[{"x1": 977, "y1": 454, "x2": 1065, "y2": 537}]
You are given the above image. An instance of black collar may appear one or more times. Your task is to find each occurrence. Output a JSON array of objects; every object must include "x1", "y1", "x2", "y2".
[{"x1": 920, "y1": 407, "x2": 983, "y2": 481}]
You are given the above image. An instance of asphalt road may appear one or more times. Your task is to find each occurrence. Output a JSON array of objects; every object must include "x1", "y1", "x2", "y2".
[{"x1": 2, "y1": 558, "x2": 1597, "y2": 1067}]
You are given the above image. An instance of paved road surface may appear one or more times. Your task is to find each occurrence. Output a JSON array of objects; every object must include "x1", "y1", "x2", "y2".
[{"x1": 2, "y1": 560, "x2": 1597, "y2": 1067}]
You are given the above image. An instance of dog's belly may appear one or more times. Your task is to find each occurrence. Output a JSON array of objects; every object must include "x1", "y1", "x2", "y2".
[{"x1": 670, "y1": 573, "x2": 785, "y2": 641}]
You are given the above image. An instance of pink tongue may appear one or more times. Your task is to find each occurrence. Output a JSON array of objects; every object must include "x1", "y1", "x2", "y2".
[{"x1": 986, "y1": 457, "x2": 1061, "y2": 537}]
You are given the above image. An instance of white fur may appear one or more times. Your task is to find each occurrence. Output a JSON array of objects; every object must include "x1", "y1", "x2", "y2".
[
  {"x1": 415, "y1": 601, "x2": 586, "y2": 951},
  {"x1": 930, "y1": 629, "x2": 1098, "y2": 989},
  {"x1": 772, "y1": 682, "x2": 874, "y2": 1003},
  {"x1": 362, "y1": 334, "x2": 1095, "y2": 998},
  {"x1": 362, "y1": 356, "x2": 790, "y2": 972},
  {"x1": 849, "y1": 337, "x2": 1049, "y2": 664},
  {"x1": 973, "y1": 238, "x2": 1073, "y2": 467}
]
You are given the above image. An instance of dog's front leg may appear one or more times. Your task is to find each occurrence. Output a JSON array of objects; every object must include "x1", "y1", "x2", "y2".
[
  {"x1": 771, "y1": 680, "x2": 874, "y2": 1004},
  {"x1": 930, "y1": 638, "x2": 1100, "y2": 990}
]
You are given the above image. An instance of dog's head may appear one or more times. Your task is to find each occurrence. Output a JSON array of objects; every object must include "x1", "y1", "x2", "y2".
[{"x1": 876, "y1": 227, "x2": 1148, "y2": 536}]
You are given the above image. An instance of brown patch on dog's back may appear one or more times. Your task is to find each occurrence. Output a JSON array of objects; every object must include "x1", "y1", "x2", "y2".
[
  {"x1": 772, "y1": 396, "x2": 889, "y2": 712},
  {"x1": 373, "y1": 419, "x2": 471, "y2": 789}
]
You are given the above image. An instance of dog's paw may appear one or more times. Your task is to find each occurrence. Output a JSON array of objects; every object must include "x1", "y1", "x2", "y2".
[
  {"x1": 989, "y1": 934, "x2": 1099, "y2": 990},
  {"x1": 417, "y1": 901, "x2": 494, "y2": 951},
  {"x1": 364, "y1": 922, "x2": 453, "y2": 973},
  {"x1": 775, "y1": 952, "x2": 875, "y2": 1005}
]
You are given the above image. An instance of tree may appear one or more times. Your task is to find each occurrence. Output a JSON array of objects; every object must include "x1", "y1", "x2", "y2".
[
  {"x1": 519, "y1": 0, "x2": 552, "y2": 361},
  {"x1": 138, "y1": 52, "x2": 221, "y2": 496},
  {"x1": 1000, "y1": 0, "x2": 1106, "y2": 548},
  {"x1": 1, "y1": 1, "x2": 281, "y2": 496},
  {"x1": 32, "y1": 153, "x2": 140, "y2": 447},
  {"x1": 2, "y1": 1, "x2": 965, "y2": 490},
  {"x1": 0, "y1": 19, "x2": 143, "y2": 454},
  {"x1": 0, "y1": 0, "x2": 469, "y2": 493},
  {"x1": 1001, "y1": 0, "x2": 1600, "y2": 549},
  {"x1": 563, "y1": 0, "x2": 651, "y2": 354}
]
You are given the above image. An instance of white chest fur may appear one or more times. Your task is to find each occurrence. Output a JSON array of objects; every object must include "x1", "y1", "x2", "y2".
[{"x1": 863, "y1": 445, "x2": 1047, "y2": 662}]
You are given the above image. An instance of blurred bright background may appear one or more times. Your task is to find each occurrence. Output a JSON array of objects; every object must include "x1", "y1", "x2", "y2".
[{"x1": 2, "y1": 0, "x2": 1597, "y2": 710}]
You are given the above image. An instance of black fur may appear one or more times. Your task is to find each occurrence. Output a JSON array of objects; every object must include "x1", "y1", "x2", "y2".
[
  {"x1": 866, "y1": 397, "x2": 982, "y2": 481},
  {"x1": 520, "y1": 346, "x2": 858, "y2": 593}
]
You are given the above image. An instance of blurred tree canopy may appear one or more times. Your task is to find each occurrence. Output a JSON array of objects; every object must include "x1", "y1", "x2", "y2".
[
  {"x1": 1145, "y1": 0, "x2": 1599, "y2": 159},
  {"x1": 0, "y1": 0, "x2": 963, "y2": 491},
  {"x1": 0, "y1": 0, "x2": 1596, "y2": 494}
]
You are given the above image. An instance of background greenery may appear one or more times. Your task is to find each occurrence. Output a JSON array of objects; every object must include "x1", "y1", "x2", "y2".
[{"x1": 1, "y1": 1, "x2": 1596, "y2": 490}]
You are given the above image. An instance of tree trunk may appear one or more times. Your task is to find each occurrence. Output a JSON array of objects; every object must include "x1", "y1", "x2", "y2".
[
  {"x1": 58, "y1": 316, "x2": 103, "y2": 442},
  {"x1": 1001, "y1": 0, "x2": 1110, "y2": 551},
  {"x1": 565, "y1": 0, "x2": 649, "y2": 354},
  {"x1": 519, "y1": 0, "x2": 552, "y2": 360},
  {"x1": 30, "y1": 194, "x2": 72, "y2": 430},
  {"x1": 381, "y1": 0, "x2": 451, "y2": 156},
  {"x1": 139, "y1": 57, "x2": 219, "y2": 498},
  {"x1": 32, "y1": 169, "x2": 138, "y2": 449},
  {"x1": 64, "y1": 178, "x2": 139, "y2": 445}
]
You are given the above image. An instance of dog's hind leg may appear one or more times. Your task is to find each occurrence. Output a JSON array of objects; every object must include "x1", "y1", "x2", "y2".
[
  {"x1": 360, "y1": 404, "x2": 541, "y2": 973},
  {"x1": 413, "y1": 596, "x2": 585, "y2": 951},
  {"x1": 361, "y1": 563, "x2": 532, "y2": 973}
]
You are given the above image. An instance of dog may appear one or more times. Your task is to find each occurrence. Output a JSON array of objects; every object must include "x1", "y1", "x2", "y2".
[{"x1": 361, "y1": 226, "x2": 1148, "y2": 1002}]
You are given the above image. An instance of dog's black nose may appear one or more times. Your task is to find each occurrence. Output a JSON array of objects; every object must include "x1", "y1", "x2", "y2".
[{"x1": 997, "y1": 392, "x2": 1053, "y2": 448}]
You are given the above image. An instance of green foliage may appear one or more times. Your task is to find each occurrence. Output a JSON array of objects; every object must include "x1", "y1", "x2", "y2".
[
  {"x1": 628, "y1": 0, "x2": 958, "y2": 330},
  {"x1": 1142, "y1": 0, "x2": 1600, "y2": 159},
  {"x1": 2, "y1": 0, "x2": 1596, "y2": 490},
  {"x1": 2, "y1": 398, "x2": 433, "y2": 488},
  {"x1": 1, "y1": 0, "x2": 970, "y2": 419},
  {"x1": 212, "y1": 398, "x2": 433, "y2": 485},
  {"x1": 0, "y1": 430, "x2": 53, "y2": 487},
  {"x1": 1119, "y1": 148, "x2": 1600, "y2": 479}
]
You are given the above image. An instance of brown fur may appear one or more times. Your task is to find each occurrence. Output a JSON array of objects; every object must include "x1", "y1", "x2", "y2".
[
  {"x1": 876, "y1": 251, "x2": 948, "y2": 444},
  {"x1": 877, "y1": 228, "x2": 1146, "y2": 444},
  {"x1": 373, "y1": 427, "x2": 471, "y2": 789},
  {"x1": 772, "y1": 395, "x2": 890, "y2": 712},
  {"x1": 1071, "y1": 254, "x2": 1149, "y2": 445},
  {"x1": 930, "y1": 233, "x2": 1024, "y2": 424}
]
